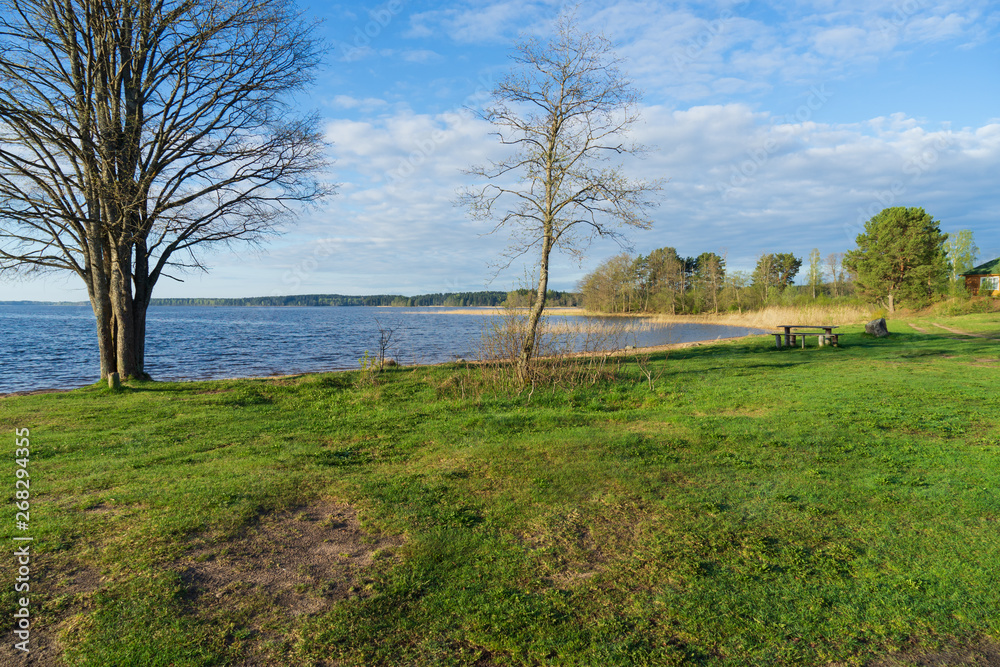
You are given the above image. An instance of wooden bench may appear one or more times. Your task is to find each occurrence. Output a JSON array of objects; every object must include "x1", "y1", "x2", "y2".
[{"x1": 773, "y1": 331, "x2": 839, "y2": 348}]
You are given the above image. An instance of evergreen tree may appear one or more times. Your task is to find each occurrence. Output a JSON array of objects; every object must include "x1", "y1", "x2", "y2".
[{"x1": 843, "y1": 207, "x2": 948, "y2": 312}]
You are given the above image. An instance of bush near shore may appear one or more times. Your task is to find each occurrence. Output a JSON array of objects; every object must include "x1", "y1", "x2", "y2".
[{"x1": 2, "y1": 313, "x2": 999, "y2": 665}]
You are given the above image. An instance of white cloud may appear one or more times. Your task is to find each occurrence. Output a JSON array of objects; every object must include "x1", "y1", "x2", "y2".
[
  {"x1": 813, "y1": 26, "x2": 885, "y2": 59},
  {"x1": 257, "y1": 101, "x2": 1000, "y2": 297},
  {"x1": 401, "y1": 49, "x2": 445, "y2": 63},
  {"x1": 334, "y1": 44, "x2": 377, "y2": 63},
  {"x1": 904, "y1": 13, "x2": 969, "y2": 42},
  {"x1": 407, "y1": 0, "x2": 558, "y2": 43},
  {"x1": 8, "y1": 99, "x2": 999, "y2": 299},
  {"x1": 6, "y1": 0, "x2": 999, "y2": 300},
  {"x1": 627, "y1": 106, "x2": 1000, "y2": 270},
  {"x1": 575, "y1": 0, "x2": 994, "y2": 100},
  {"x1": 328, "y1": 95, "x2": 390, "y2": 112}
]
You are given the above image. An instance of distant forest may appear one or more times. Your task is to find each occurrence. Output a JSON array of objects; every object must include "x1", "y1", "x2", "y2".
[
  {"x1": 578, "y1": 247, "x2": 854, "y2": 314},
  {"x1": 149, "y1": 290, "x2": 580, "y2": 308}
]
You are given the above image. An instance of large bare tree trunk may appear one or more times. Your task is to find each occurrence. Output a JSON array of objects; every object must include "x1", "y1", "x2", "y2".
[
  {"x1": 110, "y1": 243, "x2": 139, "y2": 378},
  {"x1": 85, "y1": 293, "x2": 115, "y2": 379},
  {"x1": 0, "y1": 0, "x2": 328, "y2": 389},
  {"x1": 84, "y1": 236, "x2": 116, "y2": 380},
  {"x1": 131, "y1": 238, "x2": 152, "y2": 378}
]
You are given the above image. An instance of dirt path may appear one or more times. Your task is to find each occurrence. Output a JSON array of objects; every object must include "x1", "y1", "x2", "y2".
[
  {"x1": 908, "y1": 323, "x2": 931, "y2": 334},
  {"x1": 931, "y1": 322, "x2": 990, "y2": 338}
]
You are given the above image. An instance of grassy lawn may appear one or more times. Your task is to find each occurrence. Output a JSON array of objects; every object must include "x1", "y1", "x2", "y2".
[
  {"x1": 2, "y1": 316, "x2": 999, "y2": 665},
  {"x1": 903, "y1": 312, "x2": 1000, "y2": 338}
]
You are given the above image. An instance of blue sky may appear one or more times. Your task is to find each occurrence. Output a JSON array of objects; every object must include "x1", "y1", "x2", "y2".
[{"x1": 5, "y1": 0, "x2": 999, "y2": 301}]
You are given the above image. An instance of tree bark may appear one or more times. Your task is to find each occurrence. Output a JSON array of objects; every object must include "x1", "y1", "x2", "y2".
[
  {"x1": 84, "y1": 236, "x2": 116, "y2": 380},
  {"x1": 110, "y1": 242, "x2": 139, "y2": 379},
  {"x1": 0, "y1": 0, "x2": 327, "y2": 388},
  {"x1": 131, "y1": 238, "x2": 151, "y2": 378},
  {"x1": 520, "y1": 233, "x2": 552, "y2": 382},
  {"x1": 462, "y1": 16, "x2": 657, "y2": 384}
]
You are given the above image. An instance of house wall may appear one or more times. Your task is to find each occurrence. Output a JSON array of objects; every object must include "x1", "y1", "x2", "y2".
[{"x1": 965, "y1": 275, "x2": 1000, "y2": 297}]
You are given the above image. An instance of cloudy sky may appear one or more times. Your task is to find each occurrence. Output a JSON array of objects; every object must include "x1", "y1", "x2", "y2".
[{"x1": 6, "y1": 0, "x2": 999, "y2": 301}]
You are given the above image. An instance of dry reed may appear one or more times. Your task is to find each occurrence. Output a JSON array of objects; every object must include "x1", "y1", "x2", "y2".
[
  {"x1": 646, "y1": 304, "x2": 871, "y2": 329},
  {"x1": 467, "y1": 307, "x2": 635, "y2": 396}
]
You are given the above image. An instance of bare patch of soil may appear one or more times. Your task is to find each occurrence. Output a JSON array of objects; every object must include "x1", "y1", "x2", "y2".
[
  {"x1": 521, "y1": 500, "x2": 647, "y2": 591},
  {"x1": 0, "y1": 387, "x2": 68, "y2": 399},
  {"x1": 0, "y1": 560, "x2": 103, "y2": 667},
  {"x1": 52, "y1": 563, "x2": 103, "y2": 598},
  {"x1": 932, "y1": 323, "x2": 990, "y2": 338},
  {"x1": 265, "y1": 376, "x2": 308, "y2": 386},
  {"x1": 82, "y1": 502, "x2": 115, "y2": 515},
  {"x1": 870, "y1": 637, "x2": 1000, "y2": 666},
  {"x1": 0, "y1": 501, "x2": 400, "y2": 666},
  {"x1": 181, "y1": 500, "x2": 403, "y2": 609},
  {"x1": 177, "y1": 500, "x2": 403, "y2": 660}
]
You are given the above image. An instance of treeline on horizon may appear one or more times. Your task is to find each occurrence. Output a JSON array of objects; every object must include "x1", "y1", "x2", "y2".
[
  {"x1": 578, "y1": 247, "x2": 855, "y2": 314},
  {"x1": 148, "y1": 290, "x2": 581, "y2": 308}
]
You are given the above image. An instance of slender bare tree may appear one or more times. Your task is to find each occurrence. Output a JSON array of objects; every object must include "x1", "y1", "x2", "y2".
[
  {"x1": 825, "y1": 252, "x2": 843, "y2": 298},
  {"x1": 463, "y1": 14, "x2": 660, "y2": 381},
  {"x1": 807, "y1": 248, "x2": 822, "y2": 299},
  {"x1": 0, "y1": 0, "x2": 331, "y2": 380}
]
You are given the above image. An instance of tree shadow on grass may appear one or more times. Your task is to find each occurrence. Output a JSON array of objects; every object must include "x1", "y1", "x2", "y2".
[{"x1": 868, "y1": 637, "x2": 1000, "y2": 667}]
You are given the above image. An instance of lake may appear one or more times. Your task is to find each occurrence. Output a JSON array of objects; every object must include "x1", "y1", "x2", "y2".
[{"x1": 0, "y1": 305, "x2": 766, "y2": 393}]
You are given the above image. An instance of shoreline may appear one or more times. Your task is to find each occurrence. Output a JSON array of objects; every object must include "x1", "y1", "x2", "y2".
[
  {"x1": 0, "y1": 333, "x2": 768, "y2": 398},
  {"x1": 537, "y1": 333, "x2": 765, "y2": 360}
]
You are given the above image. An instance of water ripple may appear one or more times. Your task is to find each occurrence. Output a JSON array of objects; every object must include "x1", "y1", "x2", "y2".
[{"x1": 0, "y1": 305, "x2": 765, "y2": 393}]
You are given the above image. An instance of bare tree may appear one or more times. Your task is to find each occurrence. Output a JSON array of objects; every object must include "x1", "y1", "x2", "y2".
[
  {"x1": 751, "y1": 252, "x2": 776, "y2": 304},
  {"x1": 825, "y1": 252, "x2": 843, "y2": 298},
  {"x1": 692, "y1": 251, "x2": 725, "y2": 314},
  {"x1": 807, "y1": 248, "x2": 822, "y2": 299},
  {"x1": 723, "y1": 269, "x2": 750, "y2": 314},
  {"x1": 752, "y1": 252, "x2": 800, "y2": 305},
  {"x1": 710, "y1": 249, "x2": 728, "y2": 314},
  {"x1": 0, "y1": 0, "x2": 331, "y2": 380},
  {"x1": 577, "y1": 252, "x2": 635, "y2": 313},
  {"x1": 373, "y1": 318, "x2": 396, "y2": 370},
  {"x1": 644, "y1": 246, "x2": 686, "y2": 314},
  {"x1": 462, "y1": 14, "x2": 660, "y2": 382}
]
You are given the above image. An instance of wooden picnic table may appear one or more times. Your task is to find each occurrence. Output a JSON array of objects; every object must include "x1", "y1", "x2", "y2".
[{"x1": 774, "y1": 325, "x2": 839, "y2": 348}]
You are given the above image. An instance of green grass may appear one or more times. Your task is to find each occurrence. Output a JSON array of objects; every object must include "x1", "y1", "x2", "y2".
[
  {"x1": 911, "y1": 312, "x2": 1000, "y2": 337},
  {"x1": 2, "y1": 317, "x2": 1000, "y2": 665}
]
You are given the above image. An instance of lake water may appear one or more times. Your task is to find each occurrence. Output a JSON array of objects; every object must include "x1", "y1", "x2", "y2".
[{"x1": 0, "y1": 305, "x2": 766, "y2": 393}]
